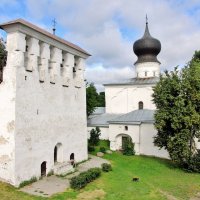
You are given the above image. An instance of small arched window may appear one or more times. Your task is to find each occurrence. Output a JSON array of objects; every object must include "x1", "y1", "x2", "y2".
[
  {"x1": 145, "y1": 71, "x2": 147, "y2": 77},
  {"x1": 138, "y1": 101, "x2": 143, "y2": 110}
]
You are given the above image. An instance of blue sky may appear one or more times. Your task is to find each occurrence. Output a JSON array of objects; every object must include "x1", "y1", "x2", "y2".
[{"x1": 1, "y1": 0, "x2": 200, "y2": 91}]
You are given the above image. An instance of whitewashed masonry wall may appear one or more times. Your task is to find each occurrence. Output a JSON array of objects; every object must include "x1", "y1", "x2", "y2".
[{"x1": 0, "y1": 22, "x2": 89, "y2": 186}]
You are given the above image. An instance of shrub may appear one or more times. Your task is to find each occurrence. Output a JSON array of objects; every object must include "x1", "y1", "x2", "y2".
[
  {"x1": 101, "y1": 163, "x2": 112, "y2": 172},
  {"x1": 70, "y1": 167, "x2": 101, "y2": 190},
  {"x1": 187, "y1": 150, "x2": 200, "y2": 172},
  {"x1": 19, "y1": 176, "x2": 37, "y2": 188},
  {"x1": 88, "y1": 127, "x2": 101, "y2": 146},
  {"x1": 88, "y1": 167, "x2": 101, "y2": 178},
  {"x1": 70, "y1": 174, "x2": 87, "y2": 189},
  {"x1": 123, "y1": 138, "x2": 135, "y2": 156},
  {"x1": 99, "y1": 146, "x2": 106, "y2": 153},
  {"x1": 88, "y1": 146, "x2": 95, "y2": 152}
]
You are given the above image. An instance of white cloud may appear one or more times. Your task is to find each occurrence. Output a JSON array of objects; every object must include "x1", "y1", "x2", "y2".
[
  {"x1": 66, "y1": 22, "x2": 134, "y2": 68},
  {"x1": 85, "y1": 64, "x2": 134, "y2": 92},
  {"x1": 14, "y1": 0, "x2": 200, "y2": 88}
]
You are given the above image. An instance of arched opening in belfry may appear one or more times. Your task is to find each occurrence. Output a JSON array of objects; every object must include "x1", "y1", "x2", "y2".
[
  {"x1": 54, "y1": 143, "x2": 63, "y2": 164},
  {"x1": 41, "y1": 161, "x2": 47, "y2": 177}
]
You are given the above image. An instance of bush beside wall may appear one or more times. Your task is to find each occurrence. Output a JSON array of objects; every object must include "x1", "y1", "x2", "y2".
[{"x1": 70, "y1": 167, "x2": 101, "y2": 189}]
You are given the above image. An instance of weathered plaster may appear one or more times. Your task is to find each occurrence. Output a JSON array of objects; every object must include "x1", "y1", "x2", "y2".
[
  {"x1": 0, "y1": 136, "x2": 8, "y2": 144},
  {"x1": 0, "y1": 20, "x2": 89, "y2": 186},
  {"x1": 7, "y1": 120, "x2": 15, "y2": 133}
]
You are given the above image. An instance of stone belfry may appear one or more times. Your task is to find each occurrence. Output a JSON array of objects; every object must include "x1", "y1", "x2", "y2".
[
  {"x1": 133, "y1": 17, "x2": 161, "y2": 78},
  {"x1": 0, "y1": 19, "x2": 90, "y2": 186}
]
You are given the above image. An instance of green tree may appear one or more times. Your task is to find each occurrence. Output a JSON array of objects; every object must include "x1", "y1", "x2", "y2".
[
  {"x1": 97, "y1": 92, "x2": 105, "y2": 107},
  {"x1": 86, "y1": 83, "x2": 99, "y2": 116},
  {"x1": 0, "y1": 38, "x2": 7, "y2": 83},
  {"x1": 152, "y1": 52, "x2": 200, "y2": 170},
  {"x1": 88, "y1": 127, "x2": 101, "y2": 146}
]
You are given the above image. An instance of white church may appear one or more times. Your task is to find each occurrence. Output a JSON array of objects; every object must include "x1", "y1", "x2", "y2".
[
  {"x1": 0, "y1": 19, "x2": 90, "y2": 186},
  {"x1": 88, "y1": 21, "x2": 200, "y2": 158}
]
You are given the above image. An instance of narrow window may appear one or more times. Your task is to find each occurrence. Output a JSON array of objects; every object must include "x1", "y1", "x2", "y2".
[
  {"x1": 153, "y1": 71, "x2": 156, "y2": 77},
  {"x1": 125, "y1": 126, "x2": 128, "y2": 131},
  {"x1": 145, "y1": 71, "x2": 147, "y2": 77},
  {"x1": 138, "y1": 101, "x2": 143, "y2": 110}
]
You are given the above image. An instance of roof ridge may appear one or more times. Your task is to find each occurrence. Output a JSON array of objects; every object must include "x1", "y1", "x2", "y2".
[{"x1": 0, "y1": 18, "x2": 91, "y2": 56}]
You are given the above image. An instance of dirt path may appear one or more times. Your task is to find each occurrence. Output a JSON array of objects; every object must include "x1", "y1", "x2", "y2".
[
  {"x1": 20, "y1": 155, "x2": 109, "y2": 197},
  {"x1": 159, "y1": 190, "x2": 178, "y2": 200},
  {"x1": 190, "y1": 193, "x2": 200, "y2": 200}
]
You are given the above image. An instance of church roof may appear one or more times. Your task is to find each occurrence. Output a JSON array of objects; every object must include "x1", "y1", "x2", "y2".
[
  {"x1": 108, "y1": 109, "x2": 155, "y2": 125},
  {"x1": 88, "y1": 113, "x2": 121, "y2": 127},
  {"x1": 88, "y1": 109, "x2": 155, "y2": 127},
  {"x1": 0, "y1": 18, "x2": 91, "y2": 56},
  {"x1": 93, "y1": 107, "x2": 106, "y2": 115},
  {"x1": 104, "y1": 77, "x2": 159, "y2": 86}
]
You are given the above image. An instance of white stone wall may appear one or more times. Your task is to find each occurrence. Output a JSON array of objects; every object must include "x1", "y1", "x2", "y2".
[
  {"x1": 108, "y1": 123, "x2": 168, "y2": 158},
  {"x1": 105, "y1": 85, "x2": 156, "y2": 114},
  {"x1": 0, "y1": 23, "x2": 89, "y2": 186},
  {"x1": 135, "y1": 62, "x2": 160, "y2": 78},
  {"x1": 140, "y1": 123, "x2": 169, "y2": 158},
  {"x1": 109, "y1": 124, "x2": 140, "y2": 154},
  {"x1": 87, "y1": 126, "x2": 109, "y2": 140},
  {"x1": 0, "y1": 51, "x2": 18, "y2": 185}
]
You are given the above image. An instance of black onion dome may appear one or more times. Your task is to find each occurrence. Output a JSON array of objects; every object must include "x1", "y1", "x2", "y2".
[{"x1": 133, "y1": 22, "x2": 161, "y2": 64}]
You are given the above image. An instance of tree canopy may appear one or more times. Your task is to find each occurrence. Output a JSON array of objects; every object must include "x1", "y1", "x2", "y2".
[
  {"x1": 86, "y1": 83, "x2": 105, "y2": 117},
  {"x1": 0, "y1": 38, "x2": 7, "y2": 83},
  {"x1": 152, "y1": 51, "x2": 200, "y2": 171},
  {"x1": 98, "y1": 92, "x2": 105, "y2": 107}
]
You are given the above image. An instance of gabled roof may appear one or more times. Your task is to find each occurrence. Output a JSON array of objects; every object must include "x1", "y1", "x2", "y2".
[
  {"x1": 108, "y1": 109, "x2": 155, "y2": 125},
  {"x1": 104, "y1": 77, "x2": 159, "y2": 86},
  {"x1": 93, "y1": 107, "x2": 105, "y2": 115},
  {"x1": 88, "y1": 113, "x2": 121, "y2": 127},
  {"x1": 0, "y1": 18, "x2": 91, "y2": 56},
  {"x1": 88, "y1": 109, "x2": 155, "y2": 127}
]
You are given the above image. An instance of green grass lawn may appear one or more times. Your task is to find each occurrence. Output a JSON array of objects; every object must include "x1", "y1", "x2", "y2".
[{"x1": 0, "y1": 141, "x2": 200, "y2": 200}]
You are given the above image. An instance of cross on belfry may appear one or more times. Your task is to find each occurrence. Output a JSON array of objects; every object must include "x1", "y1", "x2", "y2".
[
  {"x1": 146, "y1": 14, "x2": 148, "y2": 25},
  {"x1": 52, "y1": 18, "x2": 56, "y2": 35}
]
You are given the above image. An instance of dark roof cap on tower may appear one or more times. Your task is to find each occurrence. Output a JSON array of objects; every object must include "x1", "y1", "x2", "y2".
[{"x1": 133, "y1": 19, "x2": 161, "y2": 64}]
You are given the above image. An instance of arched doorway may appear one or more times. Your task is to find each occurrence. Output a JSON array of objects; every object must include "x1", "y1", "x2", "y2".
[
  {"x1": 70, "y1": 153, "x2": 74, "y2": 160},
  {"x1": 54, "y1": 146, "x2": 57, "y2": 163},
  {"x1": 70, "y1": 153, "x2": 75, "y2": 167},
  {"x1": 41, "y1": 161, "x2": 46, "y2": 177},
  {"x1": 115, "y1": 134, "x2": 132, "y2": 151},
  {"x1": 54, "y1": 143, "x2": 63, "y2": 164},
  {"x1": 122, "y1": 136, "x2": 130, "y2": 150}
]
